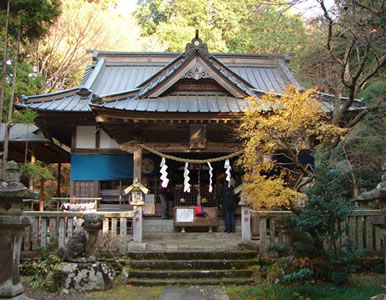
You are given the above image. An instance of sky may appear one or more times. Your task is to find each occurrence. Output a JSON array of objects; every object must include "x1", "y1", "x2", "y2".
[{"x1": 117, "y1": 0, "x2": 336, "y2": 19}]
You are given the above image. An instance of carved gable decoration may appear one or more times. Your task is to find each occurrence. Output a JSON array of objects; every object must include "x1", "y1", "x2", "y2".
[
  {"x1": 190, "y1": 124, "x2": 207, "y2": 150},
  {"x1": 182, "y1": 62, "x2": 210, "y2": 80},
  {"x1": 138, "y1": 33, "x2": 254, "y2": 99}
]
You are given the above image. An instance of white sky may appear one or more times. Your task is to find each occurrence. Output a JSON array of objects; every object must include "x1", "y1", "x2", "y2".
[
  {"x1": 117, "y1": 0, "x2": 336, "y2": 19},
  {"x1": 291, "y1": 0, "x2": 335, "y2": 18},
  {"x1": 117, "y1": 0, "x2": 137, "y2": 14}
]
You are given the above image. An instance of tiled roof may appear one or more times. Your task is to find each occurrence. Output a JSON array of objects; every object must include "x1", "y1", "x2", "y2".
[
  {"x1": 95, "y1": 94, "x2": 253, "y2": 113},
  {"x1": 230, "y1": 66, "x2": 290, "y2": 93},
  {"x1": 91, "y1": 64, "x2": 164, "y2": 96},
  {"x1": 17, "y1": 39, "x2": 300, "y2": 114},
  {"x1": 22, "y1": 93, "x2": 92, "y2": 112}
]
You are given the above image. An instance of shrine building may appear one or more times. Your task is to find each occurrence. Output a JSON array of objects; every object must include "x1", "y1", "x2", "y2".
[{"x1": 16, "y1": 35, "x2": 312, "y2": 217}]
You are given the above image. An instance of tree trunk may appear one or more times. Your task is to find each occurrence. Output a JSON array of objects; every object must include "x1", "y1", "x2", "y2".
[
  {"x1": 2, "y1": 23, "x2": 21, "y2": 176},
  {"x1": 0, "y1": 0, "x2": 10, "y2": 126}
]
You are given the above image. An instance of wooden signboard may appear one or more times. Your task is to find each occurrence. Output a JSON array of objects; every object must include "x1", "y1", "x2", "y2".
[
  {"x1": 173, "y1": 206, "x2": 218, "y2": 231},
  {"x1": 143, "y1": 194, "x2": 155, "y2": 215}
]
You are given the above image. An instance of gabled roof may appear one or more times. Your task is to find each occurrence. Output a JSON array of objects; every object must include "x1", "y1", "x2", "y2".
[{"x1": 16, "y1": 36, "x2": 299, "y2": 114}]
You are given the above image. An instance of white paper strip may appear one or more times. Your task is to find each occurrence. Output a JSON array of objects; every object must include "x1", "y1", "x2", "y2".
[
  {"x1": 207, "y1": 162, "x2": 213, "y2": 193},
  {"x1": 159, "y1": 157, "x2": 169, "y2": 188},
  {"x1": 183, "y1": 162, "x2": 191, "y2": 192},
  {"x1": 224, "y1": 159, "x2": 232, "y2": 187}
]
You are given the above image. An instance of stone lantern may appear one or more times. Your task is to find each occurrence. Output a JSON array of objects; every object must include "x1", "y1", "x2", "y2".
[
  {"x1": 124, "y1": 178, "x2": 149, "y2": 206},
  {"x1": 124, "y1": 178, "x2": 149, "y2": 245},
  {"x1": 0, "y1": 161, "x2": 38, "y2": 299}
]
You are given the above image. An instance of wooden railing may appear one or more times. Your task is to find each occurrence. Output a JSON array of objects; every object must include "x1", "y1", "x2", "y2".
[
  {"x1": 22, "y1": 211, "x2": 136, "y2": 254},
  {"x1": 249, "y1": 210, "x2": 383, "y2": 253}
]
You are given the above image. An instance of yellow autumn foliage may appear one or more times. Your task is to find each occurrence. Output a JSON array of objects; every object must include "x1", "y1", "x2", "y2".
[{"x1": 238, "y1": 86, "x2": 346, "y2": 210}]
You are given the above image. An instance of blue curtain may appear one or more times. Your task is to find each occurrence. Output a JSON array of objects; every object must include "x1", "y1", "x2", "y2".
[{"x1": 71, "y1": 154, "x2": 133, "y2": 181}]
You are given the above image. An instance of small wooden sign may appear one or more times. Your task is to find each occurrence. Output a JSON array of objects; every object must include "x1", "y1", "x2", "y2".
[{"x1": 143, "y1": 194, "x2": 155, "y2": 215}]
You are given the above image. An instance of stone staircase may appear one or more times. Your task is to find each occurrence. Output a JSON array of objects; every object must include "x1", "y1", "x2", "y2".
[
  {"x1": 120, "y1": 251, "x2": 259, "y2": 286},
  {"x1": 119, "y1": 217, "x2": 259, "y2": 286}
]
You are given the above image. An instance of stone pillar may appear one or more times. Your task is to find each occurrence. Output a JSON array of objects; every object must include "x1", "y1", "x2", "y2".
[
  {"x1": 241, "y1": 205, "x2": 251, "y2": 242},
  {"x1": 133, "y1": 207, "x2": 143, "y2": 243},
  {"x1": 0, "y1": 161, "x2": 38, "y2": 299},
  {"x1": 0, "y1": 216, "x2": 31, "y2": 298}
]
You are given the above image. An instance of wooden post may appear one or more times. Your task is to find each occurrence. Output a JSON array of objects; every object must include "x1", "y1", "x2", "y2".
[
  {"x1": 29, "y1": 152, "x2": 36, "y2": 190},
  {"x1": 375, "y1": 226, "x2": 381, "y2": 250},
  {"x1": 120, "y1": 217, "x2": 127, "y2": 253},
  {"x1": 103, "y1": 217, "x2": 109, "y2": 248},
  {"x1": 259, "y1": 217, "x2": 267, "y2": 254},
  {"x1": 23, "y1": 225, "x2": 31, "y2": 251},
  {"x1": 32, "y1": 217, "x2": 39, "y2": 249},
  {"x1": 56, "y1": 162, "x2": 61, "y2": 197},
  {"x1": 270, "y1": 218, "x2": 276, "y2": 244},
  {"x1": 111, "y1": 217, "x2": 118, "y2": 250},
  {"x1": 49, "y1": 217, "x2": 57, "y2": 244},
  {"x1": 39, "y1": 176, "x2": 45, "y2": 211},
  {"x1": 133, "y1": 145, "x2": 142, "y2": 182},
  {"x1": 358, "y1": 216, "x2": 364, "y2": 249},
  {"x1": 41, "y1": 218, "x2": 47, "y2": 248},
  {"x1": 58, "y1": 218, "x2": 65, "y2": 248},
  {"x1": 66, "y1": 218, "x2": 73, "y2": 242}
]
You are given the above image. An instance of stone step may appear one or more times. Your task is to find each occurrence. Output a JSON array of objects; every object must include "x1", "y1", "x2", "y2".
[
  {"x1": 123, "y1": 250, "x2": 257, "y2": 260},
  {"x1": 142, "y1": 231, "x2": 242, "y2": 241},
  {"x1": 126, "y1": 269, "x2": 253, "y2": 279},
  {"x1": 142, "y1": 219, "x2": 242, "y2": 233},
  {"x1": 125, "y1": 259, "x2": 259, "y2": 270},
  {"x1": 127, "y1": 278, "x2": 254, "y2": 286}
]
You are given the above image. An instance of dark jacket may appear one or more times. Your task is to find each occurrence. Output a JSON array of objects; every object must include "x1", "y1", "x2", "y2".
[{"x1": 220, "y1": 185, "x2": 236, "y2": 212}]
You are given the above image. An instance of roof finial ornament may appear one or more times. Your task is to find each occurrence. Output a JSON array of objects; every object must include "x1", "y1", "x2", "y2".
[{"x1": 185, "y1": 29, "x2": 209, "y2": 57}]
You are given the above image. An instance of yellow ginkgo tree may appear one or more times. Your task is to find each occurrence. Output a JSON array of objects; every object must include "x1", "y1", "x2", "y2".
[{"x1": 238, "y1": 86, "x2": 347, "y2": 211}]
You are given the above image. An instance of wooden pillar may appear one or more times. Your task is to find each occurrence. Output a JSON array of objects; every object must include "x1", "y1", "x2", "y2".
[
  {"x1": 56, "y1": 162, "x2": 61, "y2": 197},
  {"x1": 133, "y1": 145, "x2": 142, "y2": 182},
  {"x1": 29, "y1": 152, "x2": 36, "y2": 190},
  {"x1": 39, "y1": 176, "x2": 45, "y2": 211}
]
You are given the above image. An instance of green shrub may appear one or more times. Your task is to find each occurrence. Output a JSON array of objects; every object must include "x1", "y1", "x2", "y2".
[
  {"x1": 266, "y1": 242, "x2": 290, "y2": 257},
  {"x1": 20, "y1": 253, "x2": 62, "y2": 289},
  {"x1": 289, "y1": 151, "x2": 365, "y2": 284},
  {"x1": 283, "y1": 268, "x2": 314, "y2": 285}
]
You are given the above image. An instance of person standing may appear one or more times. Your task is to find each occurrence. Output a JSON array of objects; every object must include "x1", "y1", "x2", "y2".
[
  {"x1": 159, "y1": 185, "x2": 169, "y2": 219},
  {"x1": 220, "y1": 179, "x2": 236, "y2": 233}
]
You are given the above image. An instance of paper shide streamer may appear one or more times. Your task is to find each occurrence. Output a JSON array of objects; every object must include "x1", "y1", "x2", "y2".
[
  {"x1": 207, "y1": 162, "x2": 213, "y2": 193},
  {"x1": 159, "y1": 157, "x2": 169, "y2": 188},
  {"x1": 183, "y1": 162, "x2": 191, "y2": 192},
  {"x1": 224, "y1": 159, "x2": 232, "y2": 187}
]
